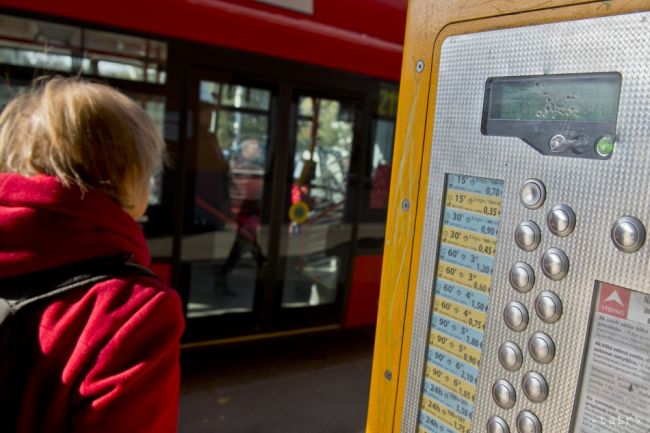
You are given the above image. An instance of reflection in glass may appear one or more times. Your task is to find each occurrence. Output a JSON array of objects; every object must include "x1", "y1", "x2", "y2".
[
  {"x1": 184, "y1": 80, "x2": 272, "y2": 318},
  {"x1": 281, "y1": 96, "x2": 355, "y2": 308},
  {"x1": 127, "y1": 92, "x2": 166, "y2": 206},
  {"x1": 0, "y1": 84, "x2": 27, "y2": 111},
  {"x1": 0, "y1": 14, "x2": 167, "y2": 84},
  {"x1": 369, "y1": 119, "x2": 395, "y2": 209}
]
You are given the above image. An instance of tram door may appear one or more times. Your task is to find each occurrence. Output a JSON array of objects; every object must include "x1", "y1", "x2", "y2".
[
  {"x1": 181, "y1": 69, "x2": 276, "y2": 338},
  {"x1": 277, "y1": 93, "x2": 360, "y2": 324},
  {"x1": 181, "y1": 69, "x2": 362, "y2": 339}
]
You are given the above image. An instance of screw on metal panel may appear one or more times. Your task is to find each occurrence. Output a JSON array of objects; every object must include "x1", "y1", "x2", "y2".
[
  {"x1": 384, "y1": 370, "x2": 392, "y2": 381},
  {"x1": 401, "y1": 199, "x2": 410, "y2": 211},
  {"x1": 416, "y1": 60, "x2": 425, "y2": 73}
]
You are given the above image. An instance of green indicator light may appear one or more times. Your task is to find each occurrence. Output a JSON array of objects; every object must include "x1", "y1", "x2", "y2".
[{"x1": 596, "y1": 136, "x2": 615, "y2": 157}]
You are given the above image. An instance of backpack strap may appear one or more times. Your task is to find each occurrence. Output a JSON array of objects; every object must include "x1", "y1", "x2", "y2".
[{"x1": 0, "y1": 254, "x2": 157, "y2": 321}]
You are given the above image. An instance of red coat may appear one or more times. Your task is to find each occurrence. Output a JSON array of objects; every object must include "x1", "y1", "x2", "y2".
[{"x1": 0, "y1": 174, "x2": 185, "y2": 433}]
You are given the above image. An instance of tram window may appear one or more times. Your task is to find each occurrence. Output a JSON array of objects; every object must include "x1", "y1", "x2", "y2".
[
  {"x1": 0, "y1": 84, "x2": 27, "y2": 111},
  {"x1": 126, "y1": 92, "x2": 167, "y2": 206},
  {"x1": 218, "y1": 84, "x2": 271, "y2": 111},
  {"x1": 83, "y1": 29, "x2": 166, "y2": 84},
  {"x1": 0, "y1": 14, "x2": 167, "y2": 84},
  {"x1": 183, "y1": 80, "x2": 273, "y2": 318},
  {"x1": 281, "y1": 96, "x2": 355, "y2": 308}
]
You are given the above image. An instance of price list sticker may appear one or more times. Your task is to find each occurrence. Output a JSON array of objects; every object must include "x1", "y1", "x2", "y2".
[{"x1": 418, "y1": 174, "x2": 504, "y2": 433}]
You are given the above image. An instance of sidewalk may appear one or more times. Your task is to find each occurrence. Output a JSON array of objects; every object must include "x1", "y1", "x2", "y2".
[{"x1": 179, "y1": 328, "x2": 375, "y2": 433}]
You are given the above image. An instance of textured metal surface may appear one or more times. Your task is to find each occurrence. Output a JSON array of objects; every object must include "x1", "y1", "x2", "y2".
[{"x1": 402, "y1": 11, "x2": 650, "y2": 433}]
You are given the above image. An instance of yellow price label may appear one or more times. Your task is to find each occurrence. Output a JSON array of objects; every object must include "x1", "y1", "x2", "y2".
[
  {"x1": 432, "y1": 296, "x2": 487, "y2": 330},
  {"x1": 445, "y1": 190, "x2": 502, "y2": 217},
  {"x1": 440, "y1": 226, "x2": 496, "y2": 256},
  {"x1": 421, "y1": 395, "x2": 471, "y2": 433},
  {"x1": 429, "y1": 330, "x2": 482, "y2": 368},
  {"x1": 436, "y1": 261, "x2": 492, "y2": 294},
  {"x1": 424, "y1": 363, "x2": 476, "y2": 403}
]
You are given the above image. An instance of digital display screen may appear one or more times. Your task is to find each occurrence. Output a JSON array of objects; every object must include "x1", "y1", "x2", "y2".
[
  {"x1": 572, "y1": 282, "x2": 650, "y2": 433},
  {"x1": 418, "y1": 174, "x2": 504, "y2": 433},
  {"x1": 487, "y1": 73, "x2": 621, "y2": 122}
]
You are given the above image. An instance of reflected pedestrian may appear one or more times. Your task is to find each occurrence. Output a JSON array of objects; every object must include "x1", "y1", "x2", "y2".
[{"x1": 218, "y1": 138, "x2": 266, "y2": 295}]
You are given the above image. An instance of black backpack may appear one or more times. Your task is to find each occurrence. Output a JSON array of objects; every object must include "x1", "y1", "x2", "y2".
[{"x1": 0, "y1": 255, "x2": 156, "y2": 432}]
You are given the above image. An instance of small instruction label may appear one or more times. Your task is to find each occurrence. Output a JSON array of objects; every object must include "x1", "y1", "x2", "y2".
[{"x1": 573, "y1": 282, "x2": 650, "y2": 433}]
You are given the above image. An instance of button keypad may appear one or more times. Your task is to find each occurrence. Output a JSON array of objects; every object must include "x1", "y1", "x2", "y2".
[
  {"x1": 520, "y1": 179, "x2": 546, "y2": 210},
  {"x1": 492, "y1": 179, "x2": 570, "y2": 428},
  {"x1": 498, "y1": 341, "x2": 523, "y2": 372},
  {"x1": 516, "y1": 410, "x2": 542, "y2": 433},
  {"x1": 492, "y1": 379, "x2": 517, "y2": 409},
  {"x1": 540, "y1": 247, "x2": 569, "y2": 281},
  {"x1": 515, "y1": 221, "x2": 541, "y2": 252},
  {"x1": 534, "y1": 291, "x2": 563, "y2": 324},
  {"x1": 487, "y1": 416, "x2": 510, "y2": 433},
  {"x1": 504, "y1": 301, "x2": 529, "y2": 332},
  {"x1": 547, "y1": 204, "x2": 576, "y2": 237},
  {"x1": 522, "y1": 371, "x2": 549, "y2": 403},
  {"x1": 509, "y1": 262, "x2": 535, "y2": 293},
  {"x1": 528, "y1": 332, "x2": 556, "y2": 364},
  {"x1": 611, "y1": 216, "x2": 646, "y2": 253}
]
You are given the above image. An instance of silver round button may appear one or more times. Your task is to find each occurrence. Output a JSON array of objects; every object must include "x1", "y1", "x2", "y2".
[
  {"x1": 547, "y1": 205, "x2": 576, "y2": 237},
  {"x1": 509, "y1": 262, "x2": 535, "y2": 293},
  {"x1": 611, "y1": 216, "x2": 646, "y2": 253},
  {"x1": 515, "y1": 221, "x2": 541, "y2": 252},
  {"x1": 487, "y1": 416, "x2": 510, "y2": 433},
  {"x1": 534, "y1": 291, "x2": 563, "y2": 324},
  {"x1": 498, "y1": 341, "x2": 523, "y2": 372},
  {"x1": 540, "y1": 248, "x2": 569, "y2": 281},
  {"x1": 492, "y1": 379, "x2": 517, "y2": 409},
  {"x1": 504, "y1": 301, "x2": 529, "y2": 332},
  {"x1": 520, "y1": 179, "x2": 546, "y2": 210},
  {"x1": 516, "y1": 410, "x2": 542, "y2": 433},
  {"x1": 528, "y1": 332, "x2": 556, "y2": 364},
  {"x1": 522, "y1": 372, "x2": 549, "y2": 403}
]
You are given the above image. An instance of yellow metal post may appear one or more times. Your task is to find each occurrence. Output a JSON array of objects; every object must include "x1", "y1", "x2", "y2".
[{"x1": 366, "y1": 1, "x2": 650, "y2": 431}]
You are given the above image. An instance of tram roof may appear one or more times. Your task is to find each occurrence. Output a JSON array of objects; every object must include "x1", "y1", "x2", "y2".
[{"x1": 0, "y1": 0, "x2": 406, "y2": 81}]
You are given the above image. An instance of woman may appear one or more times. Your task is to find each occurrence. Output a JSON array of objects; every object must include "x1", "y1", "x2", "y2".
[{"x1": 0, "y1": 77, "x2": 185, "y2": 432}]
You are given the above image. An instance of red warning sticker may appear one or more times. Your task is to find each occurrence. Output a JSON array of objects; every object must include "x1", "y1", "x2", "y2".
[{"x1": 597, "y1": 282, "x2": 631, "y2": 320}]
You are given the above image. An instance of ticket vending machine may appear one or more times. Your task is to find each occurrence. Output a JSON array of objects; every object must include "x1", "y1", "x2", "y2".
[{"x1": 367, "y1": 2, "x2": 650, "y2": 433}]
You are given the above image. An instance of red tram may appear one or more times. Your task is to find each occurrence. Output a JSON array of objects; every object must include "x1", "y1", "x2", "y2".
[{"x1": 0, "y1": 0, "x2": 405, "y2": 345}]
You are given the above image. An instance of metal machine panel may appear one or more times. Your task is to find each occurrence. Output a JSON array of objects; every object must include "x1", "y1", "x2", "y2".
[{"x1": 402, "y1": 11, "x2": 650, "y2": 433}]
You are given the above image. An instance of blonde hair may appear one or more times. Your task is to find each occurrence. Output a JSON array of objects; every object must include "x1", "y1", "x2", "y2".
[{"x1": 0, "y1": 76, "x2": 166, "y2": 208}]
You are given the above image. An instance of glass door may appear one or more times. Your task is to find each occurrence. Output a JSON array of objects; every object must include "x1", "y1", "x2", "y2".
[
  {"x1": 181, "y1": 70, "x2": 274, "y2": 323},
  {"x1": 278, "y1": 94, "x2": 359, "y2": 315}
]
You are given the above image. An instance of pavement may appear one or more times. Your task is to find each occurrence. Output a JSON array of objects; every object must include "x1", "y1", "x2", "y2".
[{"x1": 178, "y1": 328, "x2": 376, "y2": 433}]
